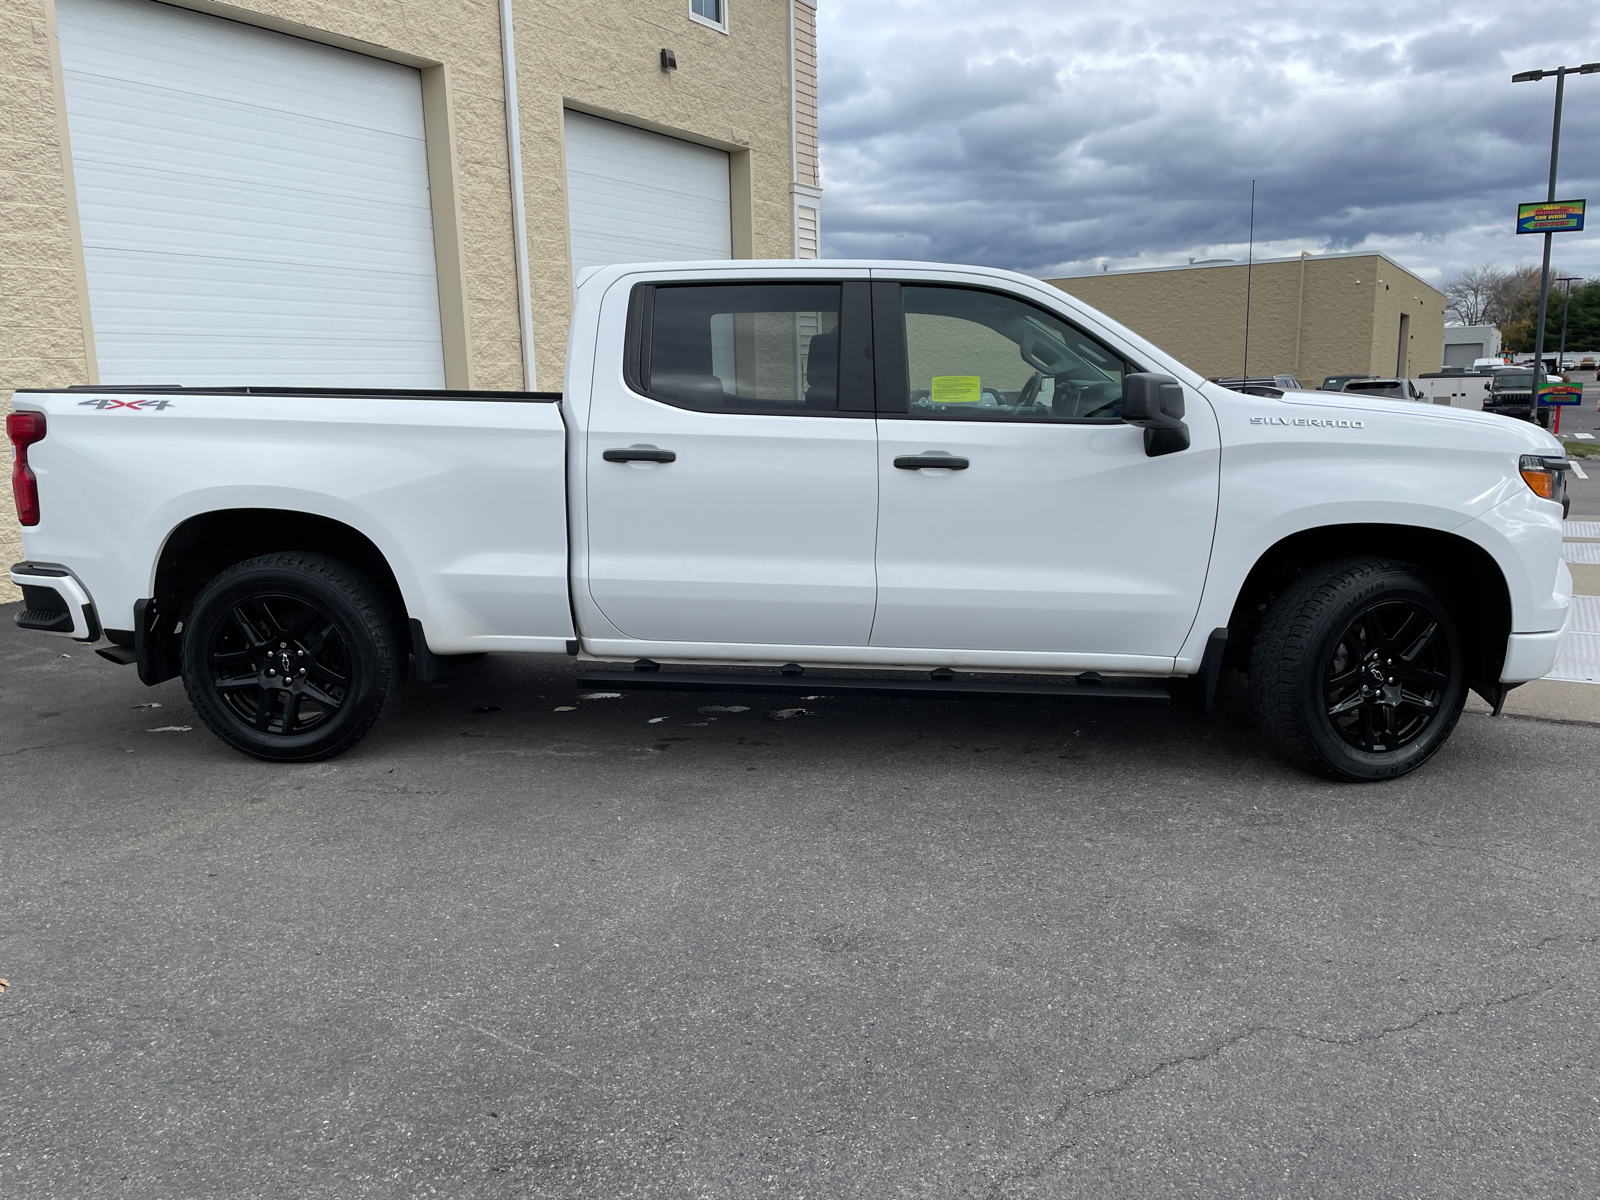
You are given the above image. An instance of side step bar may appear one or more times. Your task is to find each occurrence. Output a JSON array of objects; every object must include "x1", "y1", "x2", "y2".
[{"x1": 575, "y1": 669, "x2": 1169, "y2": 705}]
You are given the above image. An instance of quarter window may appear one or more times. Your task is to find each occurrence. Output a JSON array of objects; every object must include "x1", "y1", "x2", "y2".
[
  {"x1": 642, "y1": 283, "x2": 841, "y2": 415},
  {"x1": 896, "y1": 286, "x2": 1134, "y2": 422}
]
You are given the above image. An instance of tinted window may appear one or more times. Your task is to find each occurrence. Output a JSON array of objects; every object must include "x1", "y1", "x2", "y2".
[
  {"x1": 896, "y1": 286, "x2": 1132, "y2": 422},
  {"x1": 644, "y1": 284, "x2": 841, "y2": 414}
]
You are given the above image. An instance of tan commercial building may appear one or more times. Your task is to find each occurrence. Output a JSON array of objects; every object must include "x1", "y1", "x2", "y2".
[
  {"x1": 1048, "y1": 253, "x2": 1446, "y2": 389},
  {"x1": 1, "y1": 0, "x2": 821, "y2": 596}
]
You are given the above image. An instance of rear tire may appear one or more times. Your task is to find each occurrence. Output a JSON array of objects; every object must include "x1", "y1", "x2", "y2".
[
  {"x1": 1249, "y1": 558, "x2": 1466, "y2": 782},
  {"x1": 182, "y1": 553, "x2": 403, "y2": 762}
]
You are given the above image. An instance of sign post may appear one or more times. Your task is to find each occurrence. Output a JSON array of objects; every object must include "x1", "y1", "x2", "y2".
[{"x1": 1511, "y1": 62, "x2": 1599, "y2": 379}]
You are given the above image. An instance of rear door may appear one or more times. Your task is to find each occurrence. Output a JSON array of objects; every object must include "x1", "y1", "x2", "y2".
[
  {"x1": 868, "y1": 277, "x2": 1220, "y2": 658},
  {"x1": 583, "y1": 277, "x2": 880, "y2": 648}
]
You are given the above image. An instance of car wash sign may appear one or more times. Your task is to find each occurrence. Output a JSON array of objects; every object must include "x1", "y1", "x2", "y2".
[
  {"x1": 1518, "y1": 200, "x2": 1586, "y2": 234},
  {"x1": 1539, "y1": 382, "x2": 1583, "y2": 406}
]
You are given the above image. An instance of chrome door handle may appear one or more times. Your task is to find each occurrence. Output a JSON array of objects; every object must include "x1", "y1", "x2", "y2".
[
  {"x1": 894, "y1": 454, "x2": 969, "y2": 470},
  {"x1": 603, "y1": 447, "x2": 676, "y2": 463}
]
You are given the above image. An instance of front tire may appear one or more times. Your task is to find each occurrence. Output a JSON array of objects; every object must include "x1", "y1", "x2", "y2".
[
  {"x1": 1249, "y1": 558, "x2": 1466, "y2": 781},
  {"x1": 182, "y1": 553, "x2": 403, "y2": 762}
]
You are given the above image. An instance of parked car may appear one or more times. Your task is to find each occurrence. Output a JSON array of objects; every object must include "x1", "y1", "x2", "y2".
[
  {"x1": 1341, "y1": 378, "x2": 1428, "y2": 401},
  {"x1": 1322, "y1": 374, "x2": 1378, "y2": 391},
  {"x1": 1578, "y1": 357, "x2": 1596, "y2": 371},
  {"x1": 1214, "y1": 374, "x2": 1305, "y2": 391},
  {"x1": 8, "y1": 260, "x2": 1572, "y2": 782}
]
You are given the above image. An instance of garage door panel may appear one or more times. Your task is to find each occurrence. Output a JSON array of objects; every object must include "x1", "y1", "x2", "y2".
[
  {"x1": 63, "y1": 78, "x2": 436, "y2": 205},
  {"x1": 564, "y1": 110, "x2": 732, "y2": 275},
  {"x1": 87, "y1": 341, "x2": 449, "y2": 388},
  {"x1": 85, "y1": 254, "x2": 446, "y2": 335},
  {"x1": 57, "y1": 0, "x2": 426, "y2": 137},
  {"x1": 56, "y1": 0, "x2": 445, "y2": 387},
  {"x1": 74, "y1": 170, "x2": 437, "y2": 271}
]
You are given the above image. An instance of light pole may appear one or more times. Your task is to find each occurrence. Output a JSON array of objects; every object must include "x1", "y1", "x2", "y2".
[
  {"x1": 1512, "y1": 62, "x2": 1598, "y2": 374},
  {"x1": 1555, "y1": 275, "x2": 1580, "y2": 368}
]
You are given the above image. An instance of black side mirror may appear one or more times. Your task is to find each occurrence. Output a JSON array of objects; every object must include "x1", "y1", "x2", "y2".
[{"x1": 1122, "y1": 372, "x2": 1190, "y2": 457}]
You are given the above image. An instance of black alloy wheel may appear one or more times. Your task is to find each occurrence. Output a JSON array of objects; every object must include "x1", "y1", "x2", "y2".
[
  {"x1": 1250, "y1": 558, "x2": 1467, "y2": 781},
  {"x1": 1321, "y1": 599, "x2": 1452, "y2": 754},
  {"x1": 206, "y1": 593, "x2": 351, "y2": 737},
  {"x1": 182, "y1": 553, "x2": 403, "y2": 762}
]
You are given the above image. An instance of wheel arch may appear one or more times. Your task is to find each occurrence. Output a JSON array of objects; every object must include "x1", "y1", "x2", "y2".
[
  {"x1": 153, "y1": 508, "x2": 409, "y2": 623},
  {"x1": 1224, "y1": 523, "x2": 1512, "y2": 696}
]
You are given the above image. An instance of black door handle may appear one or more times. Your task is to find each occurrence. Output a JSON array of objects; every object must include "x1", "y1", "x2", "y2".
[
  {"x1": 603, "y1": 447, "x2": 676, "y2": 463},
  {"x1": 894, "y1": 454, "x2": 969, "y2": 470}
]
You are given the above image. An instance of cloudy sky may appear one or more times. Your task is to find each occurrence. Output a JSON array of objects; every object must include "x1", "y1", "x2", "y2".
[{"x1": 815, "y1": 0, "x2": 1600, "y2": 286}]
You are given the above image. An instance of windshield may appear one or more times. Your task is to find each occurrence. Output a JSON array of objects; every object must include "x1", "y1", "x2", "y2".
[{"x1": 1491, "y1": 373, "x2": 1532, "y2": 392}]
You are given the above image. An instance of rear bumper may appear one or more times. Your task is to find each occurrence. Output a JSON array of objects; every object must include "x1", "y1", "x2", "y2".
[{"x1": 10, "y1": 561, "x2": 101, "y2": 641}]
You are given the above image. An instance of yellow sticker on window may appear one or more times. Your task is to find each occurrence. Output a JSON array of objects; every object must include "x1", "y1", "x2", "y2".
[{"x1": 930, "y1": 375, "x2": 982, "y2": 404}]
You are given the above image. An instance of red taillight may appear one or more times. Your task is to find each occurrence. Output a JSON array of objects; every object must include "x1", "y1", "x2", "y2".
[{"x1": 8, "y1": 410, "x2": 46, "y2": 527}]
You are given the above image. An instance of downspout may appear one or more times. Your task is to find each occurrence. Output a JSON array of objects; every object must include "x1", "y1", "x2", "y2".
[
  {"x1": 499, "y1": 0, "x2": 537, "y2": 389},
  {"x1": 787, "y1": 0, "x2": 799, "y2": 258},
  {"x1": 1293, "y1": 250, "x2": 1308, "y2": 376}
]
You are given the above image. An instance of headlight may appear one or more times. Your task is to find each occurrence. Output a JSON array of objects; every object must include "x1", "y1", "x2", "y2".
[{"x1": 1519, "y1": 454, "x2": 1569, "y2": 500}]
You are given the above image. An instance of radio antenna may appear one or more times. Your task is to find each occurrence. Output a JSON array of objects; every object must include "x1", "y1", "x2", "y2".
[{"x1": 1242, "y1": 179, "x2": 1256, "y2": 383}]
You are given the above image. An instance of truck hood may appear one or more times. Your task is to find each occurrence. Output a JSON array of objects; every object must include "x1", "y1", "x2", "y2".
[{"x1": 1267, "y1": 386, "x2": 1566, "y2": 455}]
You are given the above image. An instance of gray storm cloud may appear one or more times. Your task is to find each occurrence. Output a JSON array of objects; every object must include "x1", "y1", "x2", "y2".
[{"x1": 817, "y1": 0, "x2": 1600, "y2": 282}]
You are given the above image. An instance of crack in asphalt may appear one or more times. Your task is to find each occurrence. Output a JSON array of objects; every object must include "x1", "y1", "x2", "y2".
[
  {"x1": 1370, "y1": 823, "x2": 1600, "y2": 903},
  {"x1": 1287, "y1": 982, "x2": 1556, "y2": 1048},
  {"x1": 1529, "y1": 932, "x2": 1600, "y2": 952},
  {"x1": 0, "y1": 742, "x2": 62, "y2": 758},
  {"x1": 985, "y1": 980, "x2": 1559, "y2": 1198},
  {"x1": 435, "y1": 1011, "x2": 586, "y2": 1080}
]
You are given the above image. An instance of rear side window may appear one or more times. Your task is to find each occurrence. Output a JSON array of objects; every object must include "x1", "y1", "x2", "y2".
[{"x1": 639, "y1": 283, "x2": 842, "y2": 414}]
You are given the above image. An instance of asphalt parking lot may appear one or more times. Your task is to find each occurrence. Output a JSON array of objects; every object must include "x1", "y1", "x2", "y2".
[{"x1": 3, "y1": 614, "x2": 1600, "y2": 1199}]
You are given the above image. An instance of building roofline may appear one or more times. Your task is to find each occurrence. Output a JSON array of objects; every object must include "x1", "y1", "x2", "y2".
[{"x1": 1047, "y1": 250, "x2": 1441, "y2": 293}]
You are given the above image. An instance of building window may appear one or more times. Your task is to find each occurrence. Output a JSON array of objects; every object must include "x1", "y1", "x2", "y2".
[{"x1": 689, "y1": 0, "x2": 728, "y2": 33}]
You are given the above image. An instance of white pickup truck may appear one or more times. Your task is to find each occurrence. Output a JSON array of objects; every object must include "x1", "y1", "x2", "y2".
[{"x1": 7, "y1": 261, "x2": 1573, "y2": 781}]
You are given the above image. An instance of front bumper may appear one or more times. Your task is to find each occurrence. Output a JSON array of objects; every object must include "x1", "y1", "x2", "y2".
[
  {"x1": 10, "y1": 561, "x2": 101, "y2": 641},
  {"x1": 1501, "y1": 604, "x2": 1570, "y2": 683}
]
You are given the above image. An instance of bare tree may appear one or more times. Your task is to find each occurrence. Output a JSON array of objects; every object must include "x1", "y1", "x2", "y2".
[
  {"x1": 1488, "y1": 264, "x2": 1544, "y2": 326},
  {"x1": 1444, "y1": 263, "x2": 1507, "y2": 326}
]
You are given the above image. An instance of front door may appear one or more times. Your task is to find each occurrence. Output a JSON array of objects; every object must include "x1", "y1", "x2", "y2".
[
  {"x1": 584, "y1": 279, "x2": 880, "y2": 647},
  {"x1": 870, "y1": 281, "x2": 1219, "y2": 658}
]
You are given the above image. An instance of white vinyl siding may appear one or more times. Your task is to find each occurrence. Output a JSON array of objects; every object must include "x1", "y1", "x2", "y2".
[
  {"x1": 55, "y1": 0, "x2": 445, "y2": 387},
  {"x1": 796, "y1": 206, "x2": 819, "y2": 258},
  {"x1": 563, "y1": 111, "x2": 731, "y2": 278}
]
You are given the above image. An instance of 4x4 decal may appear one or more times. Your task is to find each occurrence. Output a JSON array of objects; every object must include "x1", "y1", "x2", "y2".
[{"x1": 77, "y1": 398, "x2": 174, "y2": 410}]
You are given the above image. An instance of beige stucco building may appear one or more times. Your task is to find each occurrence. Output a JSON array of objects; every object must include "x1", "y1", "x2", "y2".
[
  {"x1": 1048, "y1": 253, "x2": 1446, "y2": 389},
  {"x1": 0, "y1": 0, "x2": 822, "y2": 598}
]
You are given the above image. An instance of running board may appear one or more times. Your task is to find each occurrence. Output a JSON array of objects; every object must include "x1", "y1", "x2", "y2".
[{"x1": 574, "y1": 670, "x2": 1170, "y2": 705}]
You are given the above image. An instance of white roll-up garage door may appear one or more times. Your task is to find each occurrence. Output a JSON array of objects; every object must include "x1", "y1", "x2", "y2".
[
  {"x1": 564, "y1": 111, "x2": 731, "y2": 277},
  {"x1": 55, "y1": 0, "x2": 446, "y2": 387}
]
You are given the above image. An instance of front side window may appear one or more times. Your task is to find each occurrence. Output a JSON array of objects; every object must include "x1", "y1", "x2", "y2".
[
  {"x1": 896, "y1": 286, "x2": 1133, "y2": 422},
  {"x1": 642, "y1": 283, "x2": 840, "y2": 415}
]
